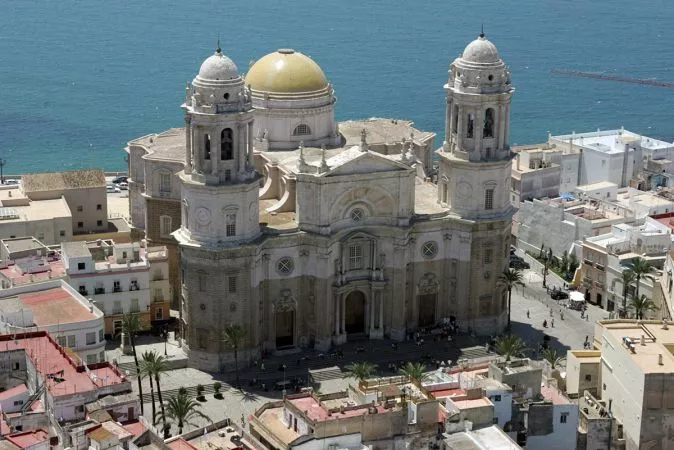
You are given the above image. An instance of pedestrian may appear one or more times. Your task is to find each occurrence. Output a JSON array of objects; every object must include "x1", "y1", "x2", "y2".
[
  {"x1": 260, "y1": 362, "x2": 265, "y2": 371},
  {"x1": 526, "y1": 309, "x2": 530, "y2": 318},
  {"x1": 586, "y1": 314, "x2": 589, "y2": 322},
  {"x1": 551, "y1": 318, "x2": 555, "y2": 328},
  {"x1": 550, "y1": 308, "x2": 553, "y2": 317},
  {"x1": 543, "y1": 320, "x2": 548, "y2": 328},
  {"x1": 241, "y1": 413, "x2": 246, "y2": 428},
  {"x1": 560, "y1": 312, "x2": 564, "y2": 320}
]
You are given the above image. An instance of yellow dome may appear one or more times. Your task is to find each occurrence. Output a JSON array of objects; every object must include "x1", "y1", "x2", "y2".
[{"x1": 246, "y1": 49, "x2": 328, "y2": 93}]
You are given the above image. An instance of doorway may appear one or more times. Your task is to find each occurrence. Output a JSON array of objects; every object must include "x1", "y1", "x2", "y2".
[
  {"x1": 275, "y1": 311, "x2": 294, "y2": 348},
  {"x1": 344, "y1": 291, "x2": 366, "y2": 334},
  {"x1": 418, "y1": 293, "x2": 436, "y2": 327}
]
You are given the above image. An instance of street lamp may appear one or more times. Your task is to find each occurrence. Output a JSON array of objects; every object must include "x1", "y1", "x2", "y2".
[
  {"x1": 163, "y1": 325, "x2": 169, "y2": 356},
  {"x1": 0, "y1": 159, "x2": 5, "y2": 185}
]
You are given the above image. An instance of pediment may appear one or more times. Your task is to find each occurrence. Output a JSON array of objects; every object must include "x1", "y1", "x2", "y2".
[{"x1": 323, "y1": 149, "x2": 411, "y2": 177}]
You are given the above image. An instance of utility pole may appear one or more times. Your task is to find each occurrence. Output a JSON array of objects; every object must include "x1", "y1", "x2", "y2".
[{"x1": 0, "y1": 159, "x2": 6, "y2": 185}]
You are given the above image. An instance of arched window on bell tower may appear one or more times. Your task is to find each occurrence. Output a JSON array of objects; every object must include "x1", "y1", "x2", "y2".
[
  {"x1": 221, "y1": 128, "x2": 233, "y2": 160},
  {"x1": 466, "y1": 113, "x2": 475, "y2": 138},
  {"x1": 452, "y1": 105, "x2": 459, "y2": 133},
  {"x1": 483, "y1": 108, "x2": 495, "y2": 138},
  {"x1": 204, "y1": 134, "x2": 211, "y2": 160}
]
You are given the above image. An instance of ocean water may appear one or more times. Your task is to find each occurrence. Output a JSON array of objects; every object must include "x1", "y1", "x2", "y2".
[{"x1": 1, "y1": 0, "x2": 673, "y2": 174}]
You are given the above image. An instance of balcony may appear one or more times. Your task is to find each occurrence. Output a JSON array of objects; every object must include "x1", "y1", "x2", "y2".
[
  {"x1": 94, "y1": 288, "x2": 105, "y2": 295},
  {"x1": 78, "y1": 289, "x2": 88, "y2": 296},
  {"x1": 129, "y1": 283, "x2": 140, "y2": 291},
  {"x1": 583, "y1": 259, "x2": 594, "y2": 267}
]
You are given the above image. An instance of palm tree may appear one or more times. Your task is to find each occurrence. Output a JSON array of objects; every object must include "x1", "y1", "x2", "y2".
[
  {"x1": 221, "y1": 325, "x2": 246, "y2": 388},
  {"x1": 121, "y1": 313, "x2": 144, "y2": 415},
  {"x1": 139, "y1": 351, "x2": 158, "y2": 424},
  {"x1": 497, "y1": 268, "x2": 525, "y2": 329},
  {"x1": 157, "y1": 390, "x2": 210, "y2": 435},
  {"x1": 398, "y1": 362, "x2": 428, "y2": 384},
  {"x1": 567, "y1": 252, "x2": 580, "y2": 280},
  {"x1": 494, "y1": 335, "x2": 526, "y2": 362},
  {"x1": 629, "y1": 294, "x2": 658, "y2": 320},
  {"x1": 620, "y1": 269, "x2": 636, "y2": 316},
  {"x1": 541, "y1": 348, "x2": 566, "y2": 370},
  {"x1": 630, "y1": 258, "x2": 654, "y2": 300},
  {"x1": 344, "y1": 362, "x2": 378, "y2": 382}
]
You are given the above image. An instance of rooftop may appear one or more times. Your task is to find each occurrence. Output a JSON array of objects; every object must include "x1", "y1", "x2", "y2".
[
  {"x1": 443, "y1": 425, "x2": 522, "y2": 449},
  {"x1": 61, "y1": 241, "x2": 91, "y2": 258},
  {"x1": 0, "y1": 384, "x2": 27, "y2": 401},
  {"x1": 129, "y1": 129, "x2": 188, "y2": 163},
  {"x1": 5, "y1": 429, "x2": 49, "y2": 449},
  {"x1": 87, "y1": 425, "x2": 116, "y2": 443},
  {"x1": 1, "y1": 238, "x2": 46, "y2": 255},
  {"x1": 576, "y1": 181, "x2": 618, "y2": 192},
  {"x1": 0, "y1": 194, "x2": 71, "y2": 223},
  {"x1": 0, "y1": 331, "x2": 126, "y2": 397},
  {"x1": 540, "y1": 385, "x2": 570, "y2": 405},
  {"x1": 22, "y1": 169, "x2": 106, "y2": 192},
  {"x1": 552, "y1": 129, "x2": 673, "y2": 155},
  {"x1": 0, "y1": 259, "x2": 66, "y2": 286},
  {"x1": 598, "y1": 320, "x2": 674, "y2": 373},
  {"x1": 18, "y1": 286, "x2": 98, "y2": 325},
  {"x1": 339, "y1": 118, "x2": 435, "y2": 147}
]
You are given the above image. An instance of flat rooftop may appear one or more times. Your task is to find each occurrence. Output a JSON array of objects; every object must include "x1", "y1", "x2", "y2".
[
  {"x1": 5, "y1": 429, "x2": 49, "y2": 449},
  {"x1": 576, "y1": 181, "x2": 618, "y2": 191},
  {"x1": 129, "y1": 129, "x2": 186, "y2": 163},
  {"x1": 599, "y1": 320, "x2": 674, "y2": 373},
  {"x1": 0, "y1": 192, "x2": 71, "y2": 222},
  {"x1": 540, "y1": 385, "x2": 570, "y2": 405},
  {"x1": 0, "y1": 331, "x2": 126, "y2": 397},
  {"x1": 340, "y1": 118, "x2": 435, "y2": 147},
  {"x1": 0, "y1": 259, "x2": 66, "y2": 286},
  {"x1": 12, "y1": 286, "x2": 98, "y2": 326},
  {"x1": 552, "y1": 129, "x2": 673, "y2": 155}
]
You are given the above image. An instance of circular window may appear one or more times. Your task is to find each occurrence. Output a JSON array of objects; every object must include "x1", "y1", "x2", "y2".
[
  {"x1": 422, "y1": 241, "x2": 439, "y2": 259},
  {"x1": 351, "y1": 208, "x2": 365, "y2": 223},
  {"x1": 488, "y1": 74, "x2": 494, "y2": 81},
  {"x1": 276, "y1": 257, "x2": 294, "y2": 276},
  {"x1": 224, "y1": 92, "x2": 230, "y2": 100}
]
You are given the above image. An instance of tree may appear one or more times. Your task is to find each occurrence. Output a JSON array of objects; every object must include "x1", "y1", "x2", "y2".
[
  {"x1": 567, "y1": 253, "x2": 580, "y2": 280},
  {"x1": 344, "y1": 362, "x2": 378, "y2": 382},
  {"x1": 620, "y1": 269, "x2": 636, "y2": 316},
  {"x1": 560, "y1": 251, "x2": 569, "y2": 276},
  {"x1": 629, "y1": 294, "x2": 658, "y2": 320},
  {"x1": 157, "y1": 390, "x2": 211, "y2": 435},
  {"x1": 398, "y1": 362, "x2": 428, "y2": 384},
  {"x1": 541, "y1": 348, "x2": 566, "y2": 370},
  {"x1": 221, "y1": 325, "x2": 247, "y2": 388},
  {"x1": 142, "y1": 351, "x2": 169, "y2": 429},
  {"x1": 139, "y1": 351, "x2": 158, "y2": 424},
  {"x1": 494, "y1": 335, "x2": 526, "y2": 362},
  {"x1": 121, "y1": 313, "x2": 144, "y2": 415},
  {"x1": 539, "y1": 243, "x2": 545, "y2": 259},
  {"x1": 630, "y1": 258, "x2": 654, "y2": 300},
  {"x1": 497, "y1": 268, "x2": 525, "y2": 329}
]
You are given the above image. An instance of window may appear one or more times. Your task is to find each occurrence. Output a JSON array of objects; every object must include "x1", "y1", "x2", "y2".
[
  {"x1": 204, "y1": 134, "x2": 211, "y2": 160},
  {"x1": 277, "y1": 257, "x2": 294, "y2": 276},
  {"x1": 221, "y1": 128, "x2": 233, "y2": 160},
  {"x1": 350, "y1": 208, "x2": 364, "y2": 222},
  {"x1": 96, "y1": 220, "x2": 103, "y2": 227},
  {"x1": 77, "y1": 221, "x2": 84, "y2": 228},
  {"x1": 60, "y1": 230, "x2": 66, "y2": 237},
  {"x1": 77, "y1": 205, "x2": 83, "y2": 212},
  {"x1": 113, "y1": 300, "x2": 122, "y2": 315},
  {"x1": 197, "y1": 328, "x2": 208, "y2": 349},
  {"x1": 442, "y1": 183, "x2": 448, "y2": 204},
  {"x1": 492, "y1": 417, "x2": 499, "y2": 424},
  {"x1": 226, "y1": 213, "x2": 236, "y2": 237},
  {"x1": 86, "y1": 333, "x2": 96, "y2": 345},
  {"x1": 198, "y1": 275, "x2": 206, "y2": 292},
  {"x1": 228, "y1": 276, "x2": 237, "y2": 293},
  {"x1": 155, "y1": 308, "x2": 163, "y2": 320},
  {"x1": 159, "y1": 172, "x2": 171, "y2": 193},
  {"x1": 130, "y1": 298, "x2": 139, "y2": 313},
  {"x1": 483, "y1": 108, "x2": 494, "y2": 138},
  {"x1": 349, "y1": 245, "x2": 363, "y2": 270},
  {"x1": 485, "y1": 188, "x2": 494, "y2": 210},
  {"x1": 493, "y1": 395, "x2": 501, "y2": 402},
  {"x1": 292, "y1": 124, "x2": 311, "y2": 136},
  {"x1": 67, "y1": 335, "x2": 76, "y2": 348},
  {"x1": 12, "y1": 362, "x2": 19, "y2": 371},
  {"x1": 77, "y1": 262, "x2": 85, "y2": 270},
  {"x1": 13, "y1": 400, "x2": 23, "y2": 406},
  {"x1": 422, "y1": 241, "x2": 438, "y2": 259},
  {"x1": 113, "y1": 280, "x2": 121, "y2": 292},
  {"x1": 585, "y1": 374, "x2": 592, "y2": 382},
  {"x1": 76, "y1": 405, "x2": 85, "y2": 414},
  {"x1": 560, "y1": 413, "x2": 569, "y2": 424},
  {"x1": 57, "y1": 336, "x2": 67, "y2": 347},
  {"x1": 483, "y1": 247, "x2": 493, "y2": 264},
  {"x1": 466, "y1": 113, "x2": 475, "y2": 138},
  {"x1": 160, "y1": 215, "x2": 172, "y2": 237},
  {"x1": 99, "y1": 329, "x2": 104, "y2": 342},
  {"x1": 97, "y1": 204, "x2": 102, "y2": 210}
]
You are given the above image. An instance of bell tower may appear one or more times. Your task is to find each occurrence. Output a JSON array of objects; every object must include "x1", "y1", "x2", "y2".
[
  {"x1": 437, "y1": 32, "x2": 515, "y2": 220},
  {"x1": 175, "y1": 45, "x2": 261, "y2": 246}
]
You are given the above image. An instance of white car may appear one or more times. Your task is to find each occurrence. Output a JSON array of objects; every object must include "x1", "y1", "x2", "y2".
[
  {"x1": 116, "y1": 182, "x2": 128, "y2": 190},
  {"x1": 106, "y1": 185, "x2": 121, "y2": 193}
]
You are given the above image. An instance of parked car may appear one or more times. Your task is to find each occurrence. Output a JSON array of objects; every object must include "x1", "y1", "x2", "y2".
[
  {"x1": 112, "y1": 175, "x2": 128, "y2": 184},
  {"x1": 510, "y1": 259, "x2": 530, "y2": 270},
  {"x1": 106, "y1": 185, "x2": 121, "y2": 193},
  {"x1": 550, "y1": 288, "x2": 569, "y2": 300},
  {"x1": 116, "y1": 181, "x2": 128, "y2": 190},
  {"x1": 3, "y1": 179, "x2": 18, "y2": 185}
]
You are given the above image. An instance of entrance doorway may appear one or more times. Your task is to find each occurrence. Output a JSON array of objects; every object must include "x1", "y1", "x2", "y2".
[
  {"x1": 418, "y1": 293, "x2": 436, "y2": 327},
  {"x1": 275, "y1": 311, "x2": 294, "y2": 348},
  {"x1": 344, "y1": 291, "x2": 366, "y2": 334}
]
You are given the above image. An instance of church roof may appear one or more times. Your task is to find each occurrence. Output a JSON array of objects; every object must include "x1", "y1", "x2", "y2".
[
  {"x1": 246, "y1": 49, "x2": 328, "y2": 94},
  {"x1": 22, "y1": 169, "x2": 105, "y2": 192}
]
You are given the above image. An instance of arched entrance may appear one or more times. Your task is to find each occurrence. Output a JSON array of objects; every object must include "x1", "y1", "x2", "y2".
[
  {"x1": 418, "y1": 293, "x2": 437, "y2": 327},
  {"x1": 344, "y1": 290, "x2": 366, "y2": 334}
]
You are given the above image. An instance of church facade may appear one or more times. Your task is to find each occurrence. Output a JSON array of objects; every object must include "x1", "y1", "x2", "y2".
[{"x1": 127, "y1": 34, "x2": 516, "y2": 372}]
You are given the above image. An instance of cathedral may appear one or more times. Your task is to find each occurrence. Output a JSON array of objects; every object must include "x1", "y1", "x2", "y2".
[{"x1": 127, "y1": 33, "x2": 516, "y2": 372}]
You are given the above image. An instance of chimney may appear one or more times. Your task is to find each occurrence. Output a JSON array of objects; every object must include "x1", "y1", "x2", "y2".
[
  {"x1": 641, "y1": 335, "x2": 646, "y2": 346},
  {"x1": 659, "y1": 354, "x2": 664, "y2": 365}
]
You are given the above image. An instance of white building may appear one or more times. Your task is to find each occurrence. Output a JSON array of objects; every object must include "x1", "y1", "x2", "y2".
[
  {"x1": 0, "y1": 279, "x2": 106, "y2": 364},
  {"x1": 524, "y1": 385, "x2": 579, "y2": 450},
  {"x1": 0, "y1": 188, "x2": 72, "y2": 245},
  {"x1": 61, "y1": 241, "x2": 151, "y2": 336},
  {"x1": 511, "y1": 143, "x2": 562, "y2": 207}
]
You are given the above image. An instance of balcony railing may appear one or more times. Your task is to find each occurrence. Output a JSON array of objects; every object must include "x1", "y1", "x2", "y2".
[{"x1": 94, "y1": 288, "x2": 105, "y2": 295}]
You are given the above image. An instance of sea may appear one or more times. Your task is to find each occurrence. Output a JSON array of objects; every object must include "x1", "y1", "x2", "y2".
[{"x1": 1, "y1": 0, "x2": 673, "y2": 174}]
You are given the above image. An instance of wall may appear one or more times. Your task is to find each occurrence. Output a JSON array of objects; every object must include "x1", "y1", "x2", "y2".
[
  {"x1": 0, "y1": 388, "x2": 30, "y2": 413},
  {"x1": 65, "y1": 188, "x2": 108, "y2": 234},
  {"x1": 526, "y1": 403, "x2": 578, "y2": 450},
  {"x1": 487, "y1": 390, "x2": 512, "y2": 427},
  {"x1": 565, "y1": 351, "x2": 601, "y2": 398}
]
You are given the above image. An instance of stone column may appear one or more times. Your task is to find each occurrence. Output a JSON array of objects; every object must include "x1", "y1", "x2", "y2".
[
  {"x1": 341, "y1": 295, "x2": 346, "y2": 334},
  {"x1": 334, "y1": 293, "x2": 340, "y2": 336},
  {"x1": 369, "y1": 294, "x2": 375, "y2": 332},
  {"x1": 455, "y1": 105, "x2": 463, "y2": 151},
  {"x1": 247, "y1": 121, "x2": 254, "y2": 168},
  {"x1": 211, "y1": 126, "x2": 219, "y2": 176},
  {"x1": 475, "y1": 110, "x2": 484, "y2": 156},
  {"x1": 237, "y1": 124, "x2": 245, "y2": 173},
  {"x1": 447, "y1": 100, "x2": 454, "y2": 150},
  {"x1": 194, "y1": 128, "x2": 202, "y2": 173},
  {"x1": 378, "y1": 292, "x2": 383, "y2": 329},
  {"x1": 184, "y1": 118, "x2": 192, "y2": 173},
  {"x1": 504, "y1": 105, "x2": 510, "y2": 147}
]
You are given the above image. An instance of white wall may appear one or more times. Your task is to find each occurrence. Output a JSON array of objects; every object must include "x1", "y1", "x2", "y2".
[
  {"x1": 525, "y1": 403, "x2": 579, "y2": 450},
  {"x1": 0, "y1": 388, "x2": 29, "y2": 413},
  {"x1": 487, "y1": 389, "x2": 512, "y2": 427}
]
